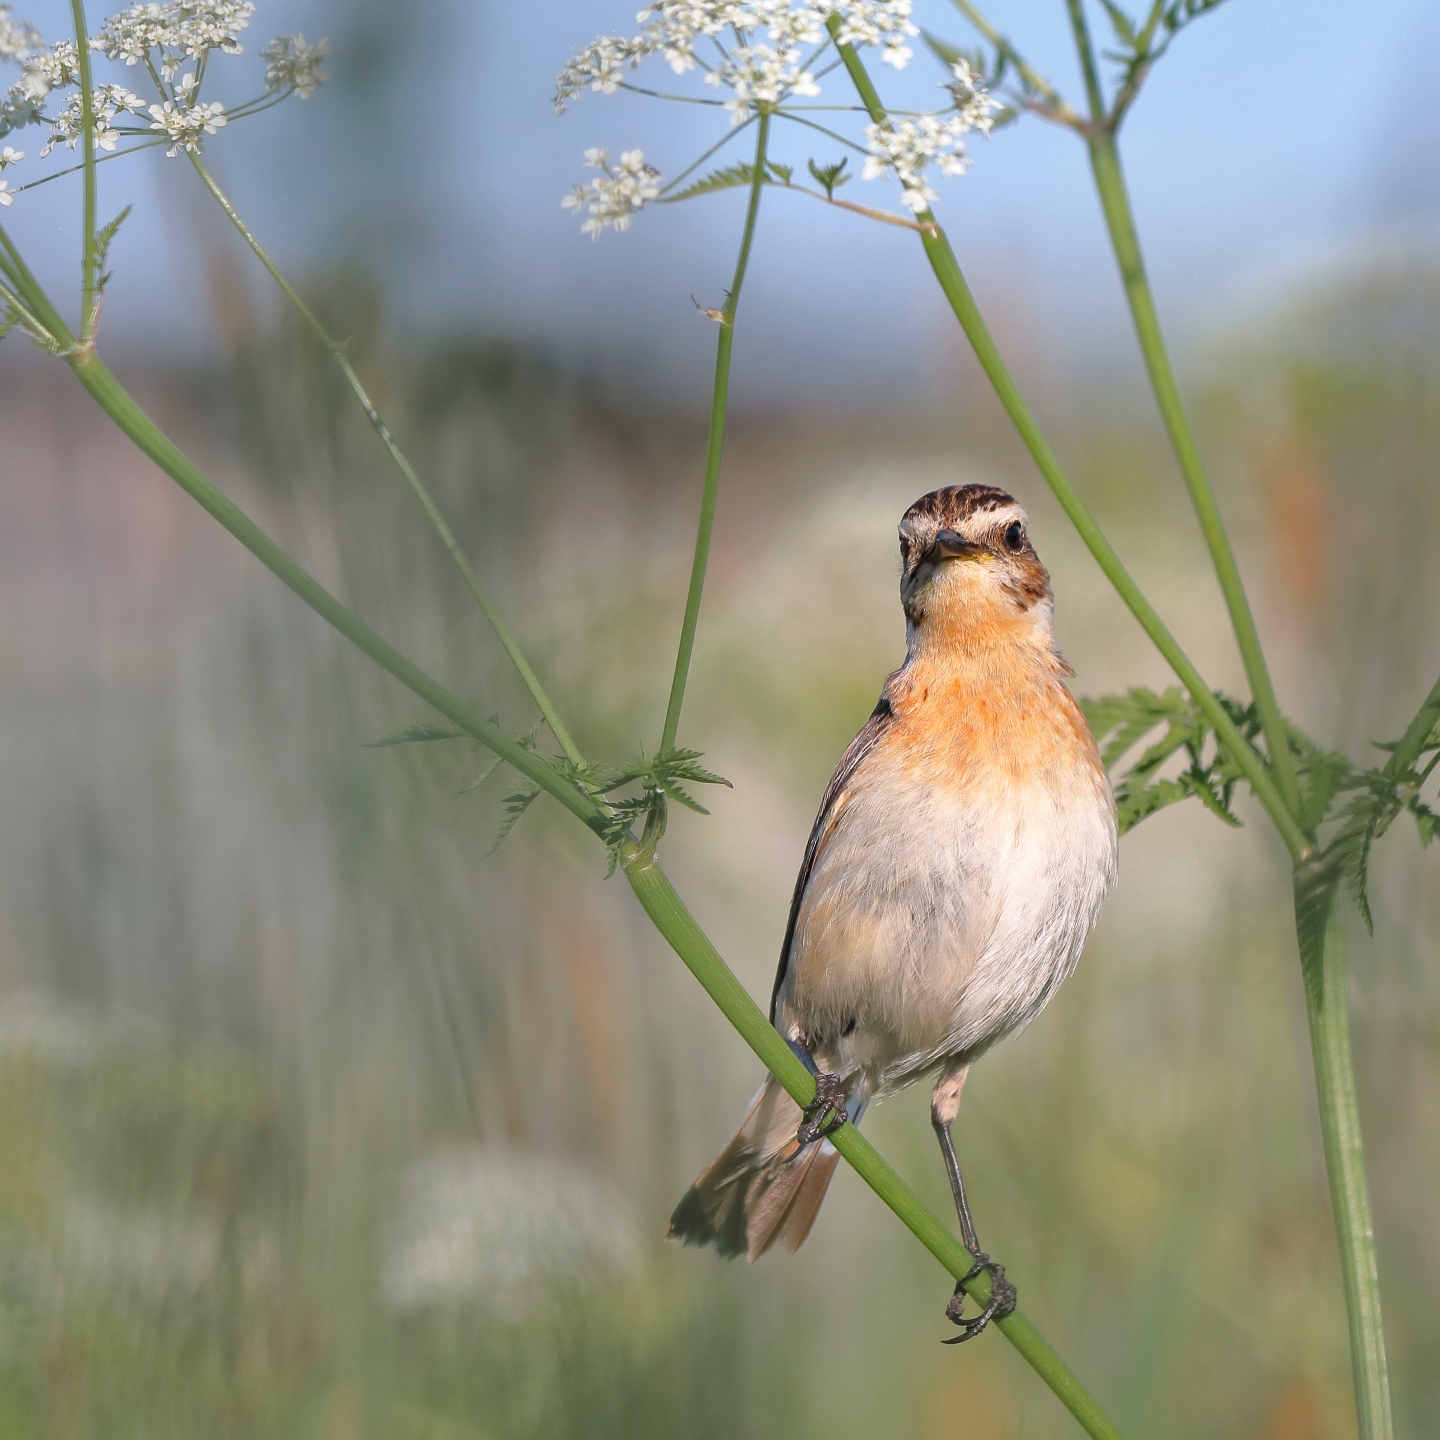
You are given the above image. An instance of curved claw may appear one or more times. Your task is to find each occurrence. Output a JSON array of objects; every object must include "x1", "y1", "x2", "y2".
[
  {"x1": 796, "y1": 1070, "x2": 848, "y2": 1146},
  {"x1": 942, "y1": 1253, "x2": 1017, "y2": 1344}
]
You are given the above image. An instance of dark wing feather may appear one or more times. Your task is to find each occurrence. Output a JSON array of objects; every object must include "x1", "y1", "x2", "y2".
[{"x1": 769, "y1": 687, "x2": 897, "y2": 1021}]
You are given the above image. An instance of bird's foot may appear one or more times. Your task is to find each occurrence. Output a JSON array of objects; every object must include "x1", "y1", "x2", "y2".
[
  {"x1": 942, "y1": 1254, "x2": 1017, "y2": 1344},
  {"x1": 796, "y1": 1070, "x2": 848, "y2": 1146}
]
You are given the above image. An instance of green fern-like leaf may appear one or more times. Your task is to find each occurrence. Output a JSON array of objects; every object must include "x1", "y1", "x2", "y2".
[
  {"x1": 363, "y1": 724, "x2": 468, "y2": 748},
  {"x1": 488, "y1": 784, "x2": 540, "y2": 855},
  {"x1": 664, "y1": 163, "x2": 760, "y2": 204}
]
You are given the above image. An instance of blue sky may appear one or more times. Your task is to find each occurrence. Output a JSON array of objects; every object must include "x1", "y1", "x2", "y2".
[{"x1": 8, "y1": 0, "x2": 1440, "y2": 402}]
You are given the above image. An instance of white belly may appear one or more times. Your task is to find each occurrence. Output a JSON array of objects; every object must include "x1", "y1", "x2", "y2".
[{"x1": 776, "y1": 752, "x2": 1116, "y2": 1098}]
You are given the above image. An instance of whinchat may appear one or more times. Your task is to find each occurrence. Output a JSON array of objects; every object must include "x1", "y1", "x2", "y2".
[{"x1": 669, "y1": 483, "x2": 1118, "y2": 1340}]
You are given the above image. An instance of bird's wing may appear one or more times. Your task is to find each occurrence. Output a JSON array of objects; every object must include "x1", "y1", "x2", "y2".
[{"x1": 769, "y1": 687, "x2": 897, "y2": 1022}]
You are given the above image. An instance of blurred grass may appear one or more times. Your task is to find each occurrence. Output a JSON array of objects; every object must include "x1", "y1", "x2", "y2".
[{"x1": 0, "y1": 253, "x2": 1434, "y2": 1439}]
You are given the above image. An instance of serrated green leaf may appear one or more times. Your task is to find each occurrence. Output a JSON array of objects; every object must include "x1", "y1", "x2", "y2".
[
  {"x1": 488, "y1": 784, "x2": 540, "y2": 855},
  {"x1": 1100, "y1": 0, "x2": 1139, "y2": 47},
  {"x1": 458, "y1": 751, "x2": 503, "y2": 794},
  {"x1": 91, "y1": 203, "x2": 132, "y2": 292},
  {"x1": 664, "y1": 162, "x2": 760, "y2": 204},
  {"x1": 363, "y1": 724, "x2": 468, "y2": 748}
]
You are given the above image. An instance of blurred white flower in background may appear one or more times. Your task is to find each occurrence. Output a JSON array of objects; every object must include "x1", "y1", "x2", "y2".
[{"x1": 380, "y1": 1146, "x2": 642, "y2": 1315}]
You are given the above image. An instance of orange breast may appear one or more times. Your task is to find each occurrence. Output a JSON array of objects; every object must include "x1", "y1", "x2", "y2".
[{"x1": 886, "y1": 640, "x2": 1104, "y2": 798}]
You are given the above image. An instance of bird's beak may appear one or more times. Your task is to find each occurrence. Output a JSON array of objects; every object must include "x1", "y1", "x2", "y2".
[{"x1": 931, "y1": 528, "x2": 983, "y2": 562}]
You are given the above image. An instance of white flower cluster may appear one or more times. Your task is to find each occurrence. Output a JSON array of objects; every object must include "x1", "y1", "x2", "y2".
[
  {"x1": 555, "y1": 1, "x2": 918, "y2": 119},
  {"x1": 561, "y1": 147, "x2": 662, "y2": 239},
  {"x1": 261, "y1": 33, "x2": 326, "y2": 98},
  {"x1": 41, "y1": 81, "x2": 144, "y2": 155},
  {"x1": 93, "y1": 1, "x2": 255, "y2": 78},
  {"x1": 824, "y1": 0, "x2": 916, "y2": 69},
  {"x1": 1, "y1": 37, "x2": 77, "y2": 138},
  {"x1": 0, "y1": 4, "x2": 41, "y2": 64},
  {"x1": 862, "y1": 62, "x2": 1000, "y2": 211},
  {"x1": 147, "y1": 94, "x2": 226, "y2": 154}
]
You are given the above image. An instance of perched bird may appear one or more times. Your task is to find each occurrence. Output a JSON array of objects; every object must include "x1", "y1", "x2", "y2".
[{"x1": 668, "y1": 484, "x2": 1118, "y2": 1339}]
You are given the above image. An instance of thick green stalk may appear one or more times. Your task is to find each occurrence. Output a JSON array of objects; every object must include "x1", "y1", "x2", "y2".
[
  {"x1": 1068, "y1": 35, "x2": 1301, "y2": 818},
  {"x1": 185, "y1": 157, "x2": 587, "y2": 772},
  {"x1": 827, "y1": 28, "x2": 1309, "y2": 863},
  {"x1": 660, "y1": 112, "x2": 770, "y2": 753},
  {"x1": 624, "y1": 857, "x2": 1125, "y2": 1440},
  {"x1": 1292, "y1": 881, "x2": 1392, "y2": 1440},
  {"x1": 64, "y1": 350, "x2": 603, "y2": 833},
  {"x1": 69, "y1": 0, "x2": 97, "y2": 339}
]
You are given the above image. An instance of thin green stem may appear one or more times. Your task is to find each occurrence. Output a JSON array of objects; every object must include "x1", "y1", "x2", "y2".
[
  {"x1": 1062, "y1": 0, "x2": 1107, "y2": 122},
  {"x1": 186, "y1": 157, "x2": 587, "y2": 771},
  {"x1": 947, "y1": 0, "x2": 1082, "y2": 123},
  {"x1": 828, "y1": 29, "x2": 1309, "y2": 864},
  {"x1": 69, "y1": 0, "x2": 98, "y2": 340},
  {"x1": 624, "y1": 857, "x2": 1125, "y2": 1440},
  {"x1": 66, "y1": 350, "x2": 603, "y2": 833},
  {"x1": 1384, "y1": 672, "x2": 1440, "y2": 779},
  {"x1": 659, "y1": 110, "x2": 770, "y2": 754},
  {"x1": 1292, "y1": 881, "x2": 1392, "y2": 1440},
  {"x1": 0, "y1": 220, "x2": 69, "y2": 338},
  {"x1": 1073, "y1": 92, "x2": 1301, "y2": 820}
]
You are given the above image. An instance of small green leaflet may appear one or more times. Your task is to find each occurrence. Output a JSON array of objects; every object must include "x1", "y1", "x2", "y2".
[
  {"x1": 362, "y1": 724, "x2": 469, "y2": 747},
  {"x1": 1087, "y1": 684, "x2": 1439, "y2": 937}
]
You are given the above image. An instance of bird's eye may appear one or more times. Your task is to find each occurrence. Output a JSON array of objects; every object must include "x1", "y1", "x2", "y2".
[{"x1": 1003, "y1": 521, "x2": 1025, "y2": 552}]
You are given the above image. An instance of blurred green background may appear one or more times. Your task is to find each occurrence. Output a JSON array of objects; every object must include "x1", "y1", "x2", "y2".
[{"x1": 2, "y1": 3, "x2": 1440, "y2": 1439}]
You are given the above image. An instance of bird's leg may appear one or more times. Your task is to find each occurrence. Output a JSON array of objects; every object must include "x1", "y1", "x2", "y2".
[
  {"x1": 796, "y1": 1068, "x2": 848, "y2": 1146},
  {"x1": 931, "y1": 1064, "x2": 1016, "y2": 1343}
]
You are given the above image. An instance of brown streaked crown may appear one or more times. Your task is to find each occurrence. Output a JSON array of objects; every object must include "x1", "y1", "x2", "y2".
[
  {"x1": 898, "y1": 484, "x2": 1051, "y2": 620},
  {"x1": 899, "y1": 485, "x2": 1017, "y2": 574}
]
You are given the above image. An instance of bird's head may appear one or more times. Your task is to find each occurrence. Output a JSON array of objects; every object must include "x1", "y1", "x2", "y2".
[{"x1": 898, "y1": 485, "x2": 1053, "y2": 655}]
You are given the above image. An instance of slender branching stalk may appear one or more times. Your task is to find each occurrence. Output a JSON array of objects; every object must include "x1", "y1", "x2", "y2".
[
  {"x1": 826, "y1": 21, "x2": 1309, "y2": 864},
  {"x1": 1062, "y1": 0, "x2": 1302, "y2": 820},
  {"x1": 69, "y1": 0, "x2": 98, "y2": 344},
  {"x1": 185, "y1": 157, "x2": 588, "y2": 771},
  {"x1": 1292, "y1": 880, "x2": 1392, "y2": 1440},
  {"x1": 660, "y1": 112, "x2": 771, "y2": 753}
]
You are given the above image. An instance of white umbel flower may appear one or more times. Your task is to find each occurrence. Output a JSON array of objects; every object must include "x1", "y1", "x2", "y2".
[
  {"x1": 0, "y1": 4, "x2": 41, "y2": 64},
  {"x1": 863, "y1": 61, "x2": 1000, "y2": 211},
  {"x1": 0, "y1": 178, "x2": 12, "y2": 205},
  {"x1": 555, "y1": 1, "x2": 917, "y2": 116},
  {"x1": 42, "y1": 83, "x2": 144, "y2": 155},
  {"x1": 261, "y1": 33, "x2": 327, "y2": 98},
  {"x1": 94, "y1": 2, "x2": 255, "y2": 68},
  {"x1": 148, "y1": 96, "x2": 227, "y2": 156},
  {"x1": 0, "y1": 144, "x2": 23, "y2": 168},
  {"x1": 561, "y1": 147, "x2": 662, "y2": 238}
]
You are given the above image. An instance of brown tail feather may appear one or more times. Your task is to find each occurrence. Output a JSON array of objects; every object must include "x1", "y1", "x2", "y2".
[{"x1": 667, "y1": 1075, "x2": 843, "y2": 1261}]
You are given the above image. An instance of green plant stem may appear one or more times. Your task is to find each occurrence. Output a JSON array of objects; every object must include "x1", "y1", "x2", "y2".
[
  {"x1": 64, "y1": 349, "x2": 603, "y2": 834},
  {"x1": 946, "y1": 0, "x2": 1080, "y2": 122},
  {"x1": 660, "y1": 111, "x2": 770, "y2": 754},
  {"x1": 1292, "y1": 880, "x2": 1392, "y2": 1440},
  {"x1": 624, "y1": 856, "x2": 1125, "y2": 1440},
  {"x1": 827, "y1": 27, "x2": 1309, "y2": 864},
  {"x1": 184, "y1": 157, "x2": 588, "y2": 772},
  {"x1": 69, "y1": 0, "x2": 97, "y2": 340},
  {"x1": 1385, "y1": 673, "x2": 1440, "y2": 778},
  {"x1": 1066, "y1": 20, "x2": 1302, "y2": 820},
  {"x1": 1062, "y1": 0, "x2": 1108, "y2": 120}
]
